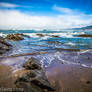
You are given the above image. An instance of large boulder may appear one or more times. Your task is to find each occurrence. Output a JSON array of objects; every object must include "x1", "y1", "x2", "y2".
[
  {"x1": 0, "y1": 36, "x2": 12, "y2": 54},
  {"x1": 23, "y1": 57, "x2": 42, "y2": 70},
  {"x1": 15, "y1": 57, "x2": 56, "y2": 92}
]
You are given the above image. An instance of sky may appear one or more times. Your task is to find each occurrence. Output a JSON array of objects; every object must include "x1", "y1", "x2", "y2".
[{"x1": 0, "y1": 0, "x2": 92, "y2": 30}]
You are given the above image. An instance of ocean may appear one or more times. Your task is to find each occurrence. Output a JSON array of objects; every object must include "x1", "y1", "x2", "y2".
[{"x1": 0, "y1": 29, "x2": 92, "y2": 68}]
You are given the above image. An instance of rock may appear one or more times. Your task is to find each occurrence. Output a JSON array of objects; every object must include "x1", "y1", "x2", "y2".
[
  {"x1": 31, "y1": 75, "x2": 56, "y2": 91},
  {"x1": 51, "y1": 35, "x2": 59, "y2": 38},
  {"x1": 77, "y1": 34, "x2": 92, "y2": 38},
  {"x1": 14, "y1": 70, "x2": 37, "y2": 82},
  {"x1": 6, "y1": 33, "x2": 24, "y2": 41},
  {"x1": 16, "y1": 82, "x2": 42, "y2": 92},
  {"x1": 0, "y1": 36, "x2": 12, "y2": 54},
  {"x1": 36, "y1": 34, "x2": 45, "y2": 37},
  {"x1": 23, "y1": 57, "x2": 42, "y2": 70},
  {"x1": 0, "y1": 36, "x2": 12, "y2": 46},
  {"x1": 15, "y1": 57, "x2": 56, "y2": 92},
  {"x1": 16, "y1": 33, "x2": 31, "y2": 38},
  {"x1": 15, "y1": 70, "x2": 55, "y2": 92},
  {"x1": 54, "y1": 48, "x2": 80, "y2": 52},
  {"x1": 86, "y1": 81, "x2": 91, "y2": 84},
  {"x1": 48, "y1": 41, "x2": 60, "y2": 45}
]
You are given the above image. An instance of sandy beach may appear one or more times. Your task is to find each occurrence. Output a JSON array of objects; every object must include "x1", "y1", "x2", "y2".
[
  {"x1": 46, "y1": 61, "x2": 92, "y2": 92},
  {"x1": 0, "y1": 55, "x2": 92, "y2": 92}
]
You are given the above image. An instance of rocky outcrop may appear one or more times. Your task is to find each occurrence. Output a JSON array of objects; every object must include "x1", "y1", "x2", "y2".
[
  {"x1": 51, "y1": 35, "x2": 59, "y2": 38},
  {"x1": 15, "y1": 57, "x2": 55, "y2": 92},
  {"x1": 0, "y1": 36, "x2": 12, "y2": 54},
  {"x1": 77, "y1": 34, "x2": 92, "y2": 38},
  {"x1": 5, "y1": 33, "x2": 24, "y2": 41},
  {"x1": 36, "y1": 34, "x2": 45, "y2": 37},
  {"x1": 23, "y1": 57, "x2": 42, "y2": 70}
]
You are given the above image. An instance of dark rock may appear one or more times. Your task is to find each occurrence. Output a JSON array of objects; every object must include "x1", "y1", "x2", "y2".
[
  {"x1": 0, "y1": 36, "x2": 12, "y2": 54},
  {"x1": 48, "y1": 41, "x2": 60, "y2": 45},
  {"x1": 15, "y1": 70, "x2": 37, "y2": 83},
  {"x1": 0, "y1": 36, "x2": 12, "y2": 46},
  {"x1": 77, "y1": 34, "x2": 92, "y2": 38},
  {"x1": 15, "y1": 57, "x2": 56, "y2": 92},
  {"x1": 31, "y1": 76, "x2": 56, "y2": 91},
  {"x1": 86, "y1": 81, "x2": 91, "y2": 84},
  {"x1": 6, "y1": 33, "x2": 24, "y2": 41},
  {"x1": 54, "y1": 48, "x2": 80, "y2": 52},
  {"x1": 16, "y1": 82, "x2": 43, "y2": 92},
  {"x1": 36, "y1": 34, "x2": 45, "y2": 37},
  {"x1": 15, "y1": 70, "x2": 55, "y2": 92},
  {"x1": 51, "y1": 35, "x2": 59, "y2": 38},
  {"x1": 23, "y1": 57, "x2": 42, "y2": 70}
]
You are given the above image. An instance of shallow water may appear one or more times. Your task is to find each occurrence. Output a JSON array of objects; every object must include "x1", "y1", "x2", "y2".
[
  {"x1": 0, "y1": 29, "x2": 92, "y2": 69},
  {"x1": 46, "y1": 61, "x2": 92, "y2": 92},
  {"x1": 0, "y1": 29, "x2": 92, "y2": 92}
]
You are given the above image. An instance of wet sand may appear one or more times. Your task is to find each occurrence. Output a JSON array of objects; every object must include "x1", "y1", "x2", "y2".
[
  {"x1": 0, "y1": 56, "x2": 92, "y2": 92},
  {"x1": 45, "y1": 61, "x2": 92, "y2": 92},
  {"x1": 0, "y1": 65, "x2": 15, "y2": 88}
]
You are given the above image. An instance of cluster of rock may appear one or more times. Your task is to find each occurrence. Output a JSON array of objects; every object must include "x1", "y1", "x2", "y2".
[
  {"x1": 5, "y1": 33, "x2": 25, "y2": 41},
  {"x1": 0, "y1": 36, "x2": 12, "y2": 54},
  {"x1": 15, "y1": 57, "x2": 55, "y2": 92},
  {"x1": 36, "y1": 34, "x2": 45, "y2": 37}
]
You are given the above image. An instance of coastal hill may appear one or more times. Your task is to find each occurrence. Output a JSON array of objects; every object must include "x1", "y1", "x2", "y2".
[{"x1": 72, "y1": 25, "x2": 92, "y2": 30}]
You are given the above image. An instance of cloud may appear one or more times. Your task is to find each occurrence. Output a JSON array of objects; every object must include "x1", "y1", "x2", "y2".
[
  {"x1": 0, "y1": 7, "x2": 92, "y2": 30},
  {"x1": 53, "y1": 5, "x2": 73, "y2": 14},
  {"x1": 0, "y1": 2, "x2": 19, "y2": 8},
  {"x1": 0, "y1": 2, "x2": 33, "y2": 8},
  {"x1": 53, "y1": 5, "x2": 83, "y2": 15}
]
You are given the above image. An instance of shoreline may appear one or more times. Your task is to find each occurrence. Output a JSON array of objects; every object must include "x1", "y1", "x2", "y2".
[
  {"x1": 45, "y1": 61, "x2": 92, "y2": 92},
  {"x1": 0, "y1": 59, "x2": 92, "y2": 92},
  {"x1": 0, "y1": 33, "x2": 92, "y2": 92}
]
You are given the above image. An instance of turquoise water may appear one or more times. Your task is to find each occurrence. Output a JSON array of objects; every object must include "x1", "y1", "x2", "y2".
[
  {"x1": 0, "y1": 29, "x2": 92, "y2": 55},
  {"x1": 0, "y1": 29, "x2": 92, "y2": 68}
]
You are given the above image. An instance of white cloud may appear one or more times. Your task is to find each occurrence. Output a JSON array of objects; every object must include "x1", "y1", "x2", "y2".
[
  {"x1": 53, "y1": 5, "x2": 73, "y2": 14},
  {"x1": 53, "y1": 5, "x2": 85, "y2": 16},
  {"x1": 0, "y1": 8, "x2": 92, "y2": 30},
  {"x1": 0, "y1": 2, "x2": 19, "y2": 8},
  {"x1": 0, "y1": 2, "x2": 33, "y2": 8}
]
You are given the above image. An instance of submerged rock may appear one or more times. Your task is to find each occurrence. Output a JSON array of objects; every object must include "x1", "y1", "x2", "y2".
[
  {"x1": 15, "y1": 57, "x2": 56, "y2": 92},
  {"x1": 36, "y1": 34, "x2": 45, "y2": 37},
  {"x1": 0, "y1": 36, "x2": 12, "y2": 54},
  {"x1": 54, "y1": 48, "x2": 80, "y2": 52},
  {"x1": 51, "y1": 35, "x2": 59, "y2": 38},
  {"x1": 48, "y1": 41, "x2": 61, "y2": 45},
  {"x1": 77, "y1": 34, "x2": 92, "y2": 38},
  {"x1": 6, "y1": 33, "x2": 24, "y2": 41}
]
